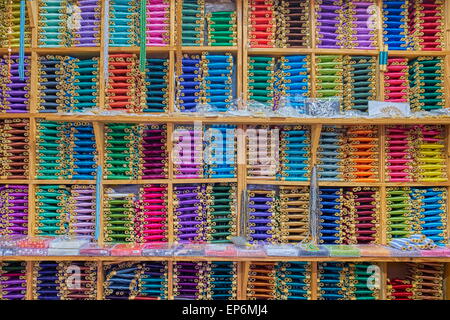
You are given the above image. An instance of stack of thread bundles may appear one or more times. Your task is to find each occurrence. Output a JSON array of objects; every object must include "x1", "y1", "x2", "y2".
[
  {"x1": 104, "y1": 123, "x2": 168, "y2": 180},
  {"x1": 106, "y1": 53, "x2": 140, "y2": 112},
  {"x1": 37, "y1": 0, "x2": 101, "y2": 47},
  {"x1": 387, "y1": 262, "x2": 445, "y2": 300},
  {"x1": 176, "y1": 53, "x2": 234, "y2": 112},
  {"x1": 317, "y1": 262, "x2": 380, "y2": 300},
  {"x1": 247, "y1": 55, "x2": 311, "y2": 111},
  {"x1": 0, "y1": 54, "x2": 31, "y2": 113},
  {"x1": 172, "y1": 125, "x2": 204, "y2": 179},
  {"x1": 203, "y1": 124, "x2": 237, "y2": 178},
  {"x1": 318, "y1": 187, "x2": 380, "y2": 245},
  {"x1": 146, "y1": 0, "x2": 170, "y2": 47},
  {"x1": 274, "y1": 0, "x2": 310, "y2": 48},
  {"x1": 382, "y1": 1, "x2": 410, "y2": 50},
  {"x1": 246, "y1": 185, "x2": 311, "y2": 244},
  {"x1": 278, "y1": 186, "x2": 309, "y2": 243},
  {"x1": 173, "y1": 261, "x2": 238, "y2": 300},
  {"x1": 0, "y1": 0, "x2": 31, "y2": 48},
  {"x1": 408, "y1": 56, "x2": 445, "y2": 111},
  {"x1": 315, "y1": 0, "x2": 378, "y2": 49},
  {"x1": 247, "y1": 56, "x2": 276, "y2": 106},
  {"x1": 385, "y1": 125, "x2": 446, "y2": 182},
  {"x1": 179, "y1": 0, "x2": 205, "y2": 46},
  {"x1": 384, "y1": 57, "x2": 410, "y2": 103},
  {"x1": 275, "y1": 261, "x2": 312, "y2": 300},
  {"x1": 143, "y1": 57, "x2": 169, "y2": 113},
  {"x1": 317, "y1": 126, "x2": 379, "y2": 182},
  {"x1": 109, "y1": 0, "x2": 139, "y2": 47},
  {"x1": 278, "y1": 125, "x2": 311, "y2": 181},
  {"x1": 103, "y1": 261, "x2": 168, "y2": 300},
  {"x1": 173, "y1": 183, "x2": 237, "y2": 243},
  {"x1": 0, "y1": 261, "x2": 27, "y2": 300},
  {"x1": 247, "y1": 0, "x2": 275, "y2": 48},
  {"x1": 386, "y1": 187, "x2": 447, "y2": 245},
  {"x1": 37, "y1": 55, "x2": 100, "y2": 113},
  {"x1": 315, "y1": 55, "x2": 343, "y2": 100},
  {"x1": 407, "y1": 0, "x2": 445, "y2": 51},
  {"x1": 138, "y1": 124, "x2": 168, "y2": 179},
  {"x1": 0, "y1": 184, "x2": 29, "y2": 236},
  {"x1": 136, "y1": 184, "x2": 168, "y2": 243},
  {"x1": 173, "y1": 124, "x2": 237, "y2": 178},
  {"x1": 35, "y1": 184, "x2": 96, "y2": 238},
  {"x1": 35, "y1": 121, "x2": 97, "y2": 180},
  {"x1": 275, "y1": 55, "x2": 311, "y2": 111},
  {"x1": 206, "y1": 10, "x2": 237, "y2": 46},
  {"x1": 32, "y1": 261, "x2": 97, "y2": 300},
  {"x1": 103, "y1": 185, "x2": 169, "y2": 244},
  {"x1": 103, "y1": 188, "x2": 136, "y2": 243},
  {"x1": 0, "y1": 119, "x2": 29, "y2": 179},
  {"x1": 342, "y1": 55, "x2": 377, "y2": 113},
  {"x1": 246, "y1": 125, "x2": 311, "y2": 181},
  {"x1": 247, "y1": 187, "x2": 278, "y2": 243}
]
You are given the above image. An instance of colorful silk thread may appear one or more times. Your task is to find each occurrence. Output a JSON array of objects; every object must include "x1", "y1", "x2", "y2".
[
  {"x1": 0, "y1": 119, "x2": 29, "y2": 179},
  {"x1": 0, "y1": 184, "x2": 28, "y2": 236},
  {"x1": 0, "y1": 54, "x2": 31, "y2": 113},
  {"x1": 36, "y1": 121, "x2": 97, "y2": 180},
  {"x1": 38, "y1": 0, "x2": 101, "y2": 47},
  {"x1": 173, "y1": 183, "x2": 237, "y2": 243},
  {"x1": 386, "y1": 187, "x2": 447, "y2": 245},
  {"x1": 104, "y1": 261, "x2": 168, "y2": 300},
  {"x1": 0, "y1": 261, "x2": 27, "y2": 300},
  {"x1": 37, "y1": 55, "x2": 100, "y2": 113},
  {"x1": 35, "y1": 184, "x2": 96, "y2": 237},
  {"x1": 32, "y1": 261, "x2": 97, "y2": 300}
]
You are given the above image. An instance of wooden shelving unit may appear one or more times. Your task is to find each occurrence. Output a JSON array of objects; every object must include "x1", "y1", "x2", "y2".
[{"x1": 1, "y1": 0, "x2": 450, "y2": 300}]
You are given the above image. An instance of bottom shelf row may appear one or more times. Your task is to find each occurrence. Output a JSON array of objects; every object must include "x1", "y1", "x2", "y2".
[{"x1": 0, "y1": 261, "x2": 446, "y2": 300}]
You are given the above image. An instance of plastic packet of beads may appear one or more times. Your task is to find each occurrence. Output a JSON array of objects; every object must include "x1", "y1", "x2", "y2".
[
  {"x1": 15, "y1": 247, "x2": 48, "y2": 256},
  {"x1": 236, "y1": 244, "x2": 266, "y2": 257},
  {"x1": 368, "y1": 101, "x2": 411, "y2": 117},
  {"x1": 297, "y1": 243, "x2": 329, "y2": 256},
  {"x1": 79, "y1": 243, "x2": 112, "y2": 256},
  {"x1": 356, "y1": 245, "x2": 392, "y2": 257},
  {"x1": 173, "y1": 243, "x2": 206, "y2": 256},
  {"x1": 0, "y1": 235, "x2": 27, "y2": 255},
  {"x1": 276, "y1": 96, "x2": 309, "y2": 116},
  {"x1": 142, "y1": 243, "x2": 175, "y2": 256},
  {"x1": 389, "y1": 248, "x2": 421, "y2": 257},
  {"x1": 111, "y1": 243, "x2": 145, "y2": 256},
  {"x1": 264, "y1": 244, "x2": 299, "y2": 256},
  {"x1": 47, "y1": 248, "x2": 82, "y2": 256},
  {"x1": 246, "y1": 100, "x2": 278, "y2": 117},
  {"x1": 196, "y1": 99, "x2": 240, "y2": 114},
  {"x1": 325, "y1": 245, "x2": 361, "y2": 257},
  {"x1": 204, "y1": 244, "x2": 237, "y2": 257},
  {"x1": 305, "y1": 98, "x2": 341, "y2": 117},
  {"x1": 420, "y1": 247, "x2": 450, "y2": 257},
  {"x1": 48, "y1": 237, "x2": 90, "y2": 249}
]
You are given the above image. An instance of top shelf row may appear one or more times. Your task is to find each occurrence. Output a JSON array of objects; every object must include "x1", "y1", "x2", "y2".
[{"x1": 0, "y1": 0, "x2": 449, "y2": 51}]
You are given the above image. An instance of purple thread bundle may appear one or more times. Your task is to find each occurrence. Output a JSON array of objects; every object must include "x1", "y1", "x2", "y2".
[
  {"x1": 69, "y1": 186, "x2": 96, "y2": 240},
  {"x1": 173, "y1": 261, "x2": 203, "y2": 300},
  {"x1": 0, "y1": 185, "x2": 29, "y2": 236},
  {"x1": 0, "y1": 55, "x2": 31, "y2": 113},
  {"x1": 315, "y1": 0, "x2": 378, "y2": 49},
  {"x1": 172, "y1": 126, "x2": 204, "y2": 179},
  {"x1": 71, "y1": 0, "x2": 102, "y2": 47},
  {"x1": 173, "y1": 184, "x2": 206, "y2": 243}
]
